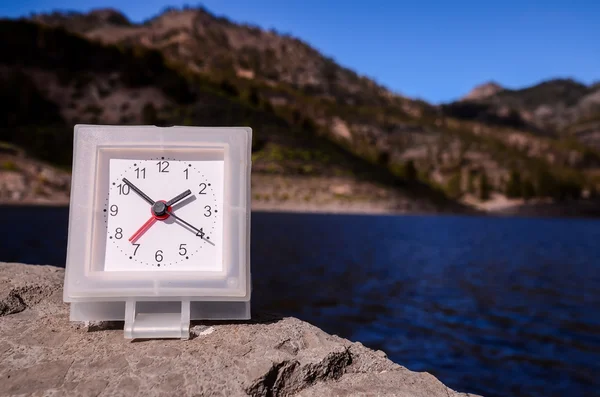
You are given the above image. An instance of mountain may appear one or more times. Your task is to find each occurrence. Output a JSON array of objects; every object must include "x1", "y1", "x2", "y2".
[
  {"x1": 448, "y1": 79, "x2": 600, "y2": 148},
  {"x1": 462, "y1": 82, "x2": 504, "y2": 101},
  {"x1": 30, "y1": 7, "x2": 398, "y2": 111},
  {"x1": 2, "y1": 6, "x2": 600, "y2": 212},
  {"x1": 0, "y1": 14, "x2": 457, "y2": 212}
]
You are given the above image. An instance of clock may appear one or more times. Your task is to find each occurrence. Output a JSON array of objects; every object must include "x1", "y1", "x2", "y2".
[
  {"x1": 63, "y1": 125, "x2": 252, "y2": 340},
  {"x1": 103, "y1": 157, "x2": 224, "y2": 272}
]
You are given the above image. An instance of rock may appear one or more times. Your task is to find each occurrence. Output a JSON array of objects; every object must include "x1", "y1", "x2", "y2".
[
  {"x1": 462, "y1": 82, "x2": 504, "y2": 101},
  {"x1": 237, "y1": 68, "x2": 256, "y2": 80},
  {"x1": 329, "y1": 184, "x2": 352, "y2": 196},
  {"x1": 0, "y1": 153, "x2": 71, "y2": 204},
  {"x1": 0, "y1": 262, "x2": 481, "y2": 396},
  {"x1": 331, "y1": 117, "x2": 352, "y2": 141},
  {"x1": 0, "y1": 171, "x2": 26, "y2": 201},
  {"x1": 0, "y1": 263, "x2": 64, "y2": 316}
]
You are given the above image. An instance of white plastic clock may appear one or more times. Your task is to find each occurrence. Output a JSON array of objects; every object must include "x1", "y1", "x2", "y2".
[{"x1": 63, "y1": 125, "x2": 252, "y2": 339}]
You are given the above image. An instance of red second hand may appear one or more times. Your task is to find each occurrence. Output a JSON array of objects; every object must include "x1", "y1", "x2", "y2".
[
  {"x1": 128, "y1": 200, "x2": 172, "y2": 243},
  {"x1": 129, "y1": 216, "x2": 157, "y2": 243}
]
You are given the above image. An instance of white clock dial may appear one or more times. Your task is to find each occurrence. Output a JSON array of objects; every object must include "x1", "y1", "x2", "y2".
[{"x1": 103, "y1": 157, "x2": 224, "y2": 272}]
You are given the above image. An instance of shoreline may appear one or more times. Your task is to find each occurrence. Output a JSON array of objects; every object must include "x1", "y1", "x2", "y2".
[
  {"x1": 3, "y1": 162, "x2": 598, "y2": 218},
  {"x1": 1, "y1": 198, "x2": 600, "y2": 218}
]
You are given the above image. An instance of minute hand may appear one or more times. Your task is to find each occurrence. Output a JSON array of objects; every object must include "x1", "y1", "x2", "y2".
[{"x1": 165, "y1": 210, "x2": 215, "y2": 246}]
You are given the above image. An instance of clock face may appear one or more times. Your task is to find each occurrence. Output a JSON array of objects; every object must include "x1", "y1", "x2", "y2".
[{"x1": 103, "y1": 157, "x2": 224, "y2": 272}]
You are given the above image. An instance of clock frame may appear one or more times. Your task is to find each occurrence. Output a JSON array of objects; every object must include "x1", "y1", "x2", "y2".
[{"x1": 63, "y1": 125, "x2": 252, "y2": 339}]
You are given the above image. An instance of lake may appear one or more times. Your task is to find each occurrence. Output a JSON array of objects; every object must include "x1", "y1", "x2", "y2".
[{"x1": 1, "y1": 207, "x2": 599, "y2": 397}]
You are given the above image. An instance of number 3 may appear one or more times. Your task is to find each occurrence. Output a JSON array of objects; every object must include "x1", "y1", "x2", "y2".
[{"x1": 204, "y1": 205, "x2": 212, "y2": 217}]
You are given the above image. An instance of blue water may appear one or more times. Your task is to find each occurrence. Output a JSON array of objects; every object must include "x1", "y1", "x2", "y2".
[{"x1": 1, "y1": 207, "x2": 599, "y2": 397}]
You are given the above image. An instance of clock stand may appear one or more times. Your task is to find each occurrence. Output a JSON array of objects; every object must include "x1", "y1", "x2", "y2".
[{"x1": 70, "y1": 299, "x2": 250, "y2": 339}]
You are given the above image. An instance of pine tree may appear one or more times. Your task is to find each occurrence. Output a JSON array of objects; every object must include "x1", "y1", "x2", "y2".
[
  {"x1": 506, "y1": 170, "x2": 522, "y2": 198},
  {"x1": 467, "y1": 171, "x2": 476, "y2": 193},
  {"x1": 521, "y1": 179, "x2": 536, "y2": 200},
  {"x1": 404, "y1": 160, "x2": 417, "y2": 181},
  {"x1": 535, "y1": 170, "x2": 556, "y2": 198},
  {"x1": 479, "y1": 172, "x2": 491, "y2": 201},
  {"x1": 447, "y1": 172, "x2": 462, "y2": 198},
  {"x1": 142, "y1": 102, "x2": 158, "y2": 125},
  {"x1": 248, "y1": 86, "x2": 260, "y2": 107}
]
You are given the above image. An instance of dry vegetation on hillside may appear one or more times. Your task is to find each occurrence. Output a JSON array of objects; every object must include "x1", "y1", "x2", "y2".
[{"x1": 1, "y1": 6, "x2": 599, "y2": 212}]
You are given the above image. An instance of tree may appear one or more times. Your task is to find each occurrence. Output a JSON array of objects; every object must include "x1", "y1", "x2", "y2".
[
  {"x1": 556, "y1": 180, "x2": 581, "y2": 201},
  {"x1": 219, "y1": 79, "x2": 239, "y2": 97},
  {"x1": 521, "y1": 179, "x2": 536, "y2": 201},
  {"x1": 322, "y1": 58, "x2": 338, "y2": 84},
  {"x1": 248, "y1": 86, "x2": 260, "y2": 107},
  {"x1": 446, "y1": 172, "x2": 462, "y2": 198},
  {"x1": 589, "y1": 184, "x2": 599, "y2": 199},
  {"x1": 292, "y1": 109, "x2": 302, "y2": 124},
  {"x1": 535, "y1": 169, "x2": 557, "y2": 198},
  {"x1": 506, "y1": 170, "x2": 522, "y2": 198},
  {"x1": 142, "y1": 102, "x2": 158, "y2": 125},
  {"x1": 301, "y1": 117, "x2": 316, "y2": 132},
  {"x1": 479, "y1": 172, "x2": 491, "y2": 201},
  {"x1": 467, "y1": 171, "x2": 476, "y2": 193},
  {"x1": 262, "y1": 100, "x2": 274, "y2": 113},
  {"x1": 404, "y1": 160, "x2": 417, "y2": 181}
]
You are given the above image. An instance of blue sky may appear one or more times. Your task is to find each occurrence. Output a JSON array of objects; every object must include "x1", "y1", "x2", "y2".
[{"x1": 2, "y1": 0, "x2": 598, "y2": 103}]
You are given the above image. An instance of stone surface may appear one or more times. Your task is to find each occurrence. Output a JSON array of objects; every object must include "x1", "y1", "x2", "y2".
[{"x1": 0, "y1": 262, "x2": 481, "y2": 396}]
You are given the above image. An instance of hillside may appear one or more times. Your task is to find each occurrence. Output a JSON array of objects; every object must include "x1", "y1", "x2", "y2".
[
  {"x1": 31, "y1": 8, "x2": 396, "y2": 108},
  {"x1": 2, "y1": 6, "x2": 600, "y2": 213},
  {"x1": 450, "y1": 79, "x2": 600, "y2": 148},
  {"x1": 0, "y1": 16, "x2": 461, "y2": 212}
]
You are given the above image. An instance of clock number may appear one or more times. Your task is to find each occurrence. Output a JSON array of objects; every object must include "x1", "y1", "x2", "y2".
[
  {"x1": 155, "y1": 250, "x2": 163, "y2": 262},
  {"x1": 135, "y1": 167, "x2": 146, "y2": 179},
  {"x1": 204, "y1": 205, "x2": 212, "y2": 217},
  {"x1": 133, "y1": 243, "x2": 140, "y2": 256},
  {"x1": 199, "y1": 183, "x2": 207, "y2": 194},
  {"x1": 196, "y1": 228, "x2": 205, "y2": 238},
  {"x1": 157, "y1": 161, "x2": 169, "y2": 173},
  {"x1": 115, "y1": 227, "x2": 123, "y2": 240},
  {"x1": 178, "y1": 244, "x2": 187, "y2": 256},
  {"x1": 184, "y1": 168, "x2": 189, "y2": 180},
  {"x1": 117, "y1": 183, "x2": 130, "y2": 195},
  {"x1": 109, "y1": 205, "x2": 118, "y2": 216}
]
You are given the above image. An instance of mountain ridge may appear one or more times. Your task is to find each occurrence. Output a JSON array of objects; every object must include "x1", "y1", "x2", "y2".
[
  {"x1": 462, "y1": 81, "x2": 504, "y2": 101},
  {"x1": 24, "y1": 7, "x2": 600, "y2": 108},
  {"x1": 1, "y1": 6, "x2": 599, "y2": 212},
  {"x1": 447, "y1": 77, "x2": 600, "y2": 149}
]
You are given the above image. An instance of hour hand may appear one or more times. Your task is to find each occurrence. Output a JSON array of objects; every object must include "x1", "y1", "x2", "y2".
[
  {"x1": 122, "y1": 178, "x2": 155, "y2": 205},
  {"x1": 166, "y1": 189, "x2": 192, "y2": 207}
]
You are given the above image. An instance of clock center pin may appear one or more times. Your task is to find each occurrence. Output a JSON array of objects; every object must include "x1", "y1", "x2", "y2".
[{"x1": 152, "y1": 200, "x2": 170, "y2": 219}]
